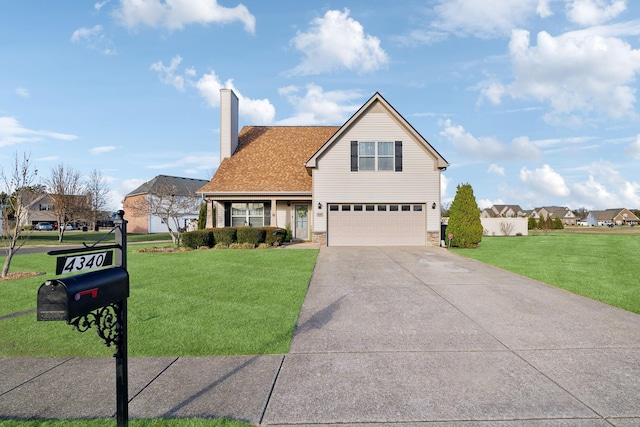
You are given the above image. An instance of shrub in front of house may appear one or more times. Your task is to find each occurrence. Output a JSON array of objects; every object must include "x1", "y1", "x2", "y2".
[
  {"x1": 264, "y1": 227, "x2": 287, "y2": 246},
  {"x1": 236, "y1": 226, "x2": 266, "y2": 246},
  {"x1": 181, "y1": 229, "x2": 213, "y2": 249},
  {"x1": 212, "y1": 227, "x2": 237, "y2": 246}
]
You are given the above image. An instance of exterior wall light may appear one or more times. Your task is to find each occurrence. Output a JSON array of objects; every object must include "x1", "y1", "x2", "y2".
[
  {"x1": 432, "y1": 202, "x2": 437, "y2": 209},
  {"x1": 318, "y1": 202, "x2": 322, "y2": 209}
]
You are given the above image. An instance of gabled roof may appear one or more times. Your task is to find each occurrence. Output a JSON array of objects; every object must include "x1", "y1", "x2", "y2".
[
  {"x1": 198, "y1": 126, "x2": 340, "y2": 194},
  {"x1": 306, "y1": 92, "x2": 449, "y2": 169},
  {"x1": 127, "y1": 175, "x2": 209, "y2": 198},
  {"x1": 536, "y1": 206, "x2": 574, "y2": 218},
  {"x1": 590, "y1": 208, "x2": 639, "y2": 221}
]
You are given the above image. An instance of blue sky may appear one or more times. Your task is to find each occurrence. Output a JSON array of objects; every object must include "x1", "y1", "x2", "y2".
[{"x1": 2, "y1": 0, "x2": 639, "y2": 212}]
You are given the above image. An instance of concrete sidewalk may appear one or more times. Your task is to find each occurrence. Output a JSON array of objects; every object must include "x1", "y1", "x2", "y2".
[{"x1": 2, "y1": 246, "x2": 640, "y2": 425}]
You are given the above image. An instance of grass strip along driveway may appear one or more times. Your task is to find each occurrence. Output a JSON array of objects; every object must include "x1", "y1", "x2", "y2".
[
  {"x1": 452, "y1": 232, "x2": 640, "y2": 315},
  {"x1": 1, "y1": 248, "x2": 318, "y2": 357}
]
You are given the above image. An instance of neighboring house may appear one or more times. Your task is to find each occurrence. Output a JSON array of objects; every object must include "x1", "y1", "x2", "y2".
[
  {"x1": 198, "y1": 89, "x2": 450, "y2": 246},
  {"x1": 480, "y1": 204, "x2": 524, "y2": 218},
  {"x1": 123, "y1": 175, "x2": 208, "y2": 234},
  {"x1": 533, "y1": 206, "x2": 577, "y2": 225},
  {"x1": 17, "y1": 193, "x2": 88, "y2": 229},
  {"x1": 17, "y1": 194, "x2": 57, "y2": 228},
  {"x1": 586, "y1": 208, "x2": 639, "y2": 226}
]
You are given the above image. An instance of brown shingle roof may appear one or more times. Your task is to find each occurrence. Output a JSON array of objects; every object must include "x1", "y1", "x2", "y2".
[{"x1": 198, "y1": 126, "x2": 339, "y2": 194}]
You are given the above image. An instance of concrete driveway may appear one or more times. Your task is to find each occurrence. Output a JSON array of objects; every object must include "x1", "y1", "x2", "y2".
[
  {"x1": 2, "y1": 246, "x2": 640, "y2": 425},
  {"x1": 263, "y1": 246, "x2": 640, "y2": 426}
]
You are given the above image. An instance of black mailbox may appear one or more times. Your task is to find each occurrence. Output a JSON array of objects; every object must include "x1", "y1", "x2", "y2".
[{"x1": 37, "y1": 267, "x2": 129, "y2": 322}]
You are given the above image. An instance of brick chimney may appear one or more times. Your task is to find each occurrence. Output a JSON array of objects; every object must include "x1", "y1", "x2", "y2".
[{"x1": 220, "y1": 88, "x2": 238, "y2": 164}]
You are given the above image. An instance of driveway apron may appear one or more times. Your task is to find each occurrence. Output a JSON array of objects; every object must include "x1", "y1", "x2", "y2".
[{"x1": 262, "y1": 246, "x2": 640, "y2": 426}]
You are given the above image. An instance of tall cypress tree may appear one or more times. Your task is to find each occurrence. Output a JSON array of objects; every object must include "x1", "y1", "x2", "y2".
[{"x1": 447, "y1": 183, "x2": 483, "y2": 248}]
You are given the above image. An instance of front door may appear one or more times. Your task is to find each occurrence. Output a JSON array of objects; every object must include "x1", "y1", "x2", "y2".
[{"x1": 295, "y1": 205, "x2": 309, "y2": 240}]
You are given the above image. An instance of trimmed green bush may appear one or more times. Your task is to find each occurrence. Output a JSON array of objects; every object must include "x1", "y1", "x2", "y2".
[
  {"x1": 236, "y1": 226, "x2": 266, "y2": 246},
  {"x1": 213, "y1": 227, "x2": 236, "y2": 246},
  {"x1": 181, "y1": 229, "x2": 213, "y2": 249},
  {"x1": 264, "y1": 227, "x2": 287, "y2": 246}
]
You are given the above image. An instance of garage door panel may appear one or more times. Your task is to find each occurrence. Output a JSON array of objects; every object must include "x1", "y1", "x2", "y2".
[{"x1": 328, "y1": 204, "x2": 426, "y2": 246}]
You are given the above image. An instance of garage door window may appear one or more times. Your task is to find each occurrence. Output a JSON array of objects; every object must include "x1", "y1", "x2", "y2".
[
  {"x1": 354, "y1": 205, "x2": 363, "y2": 211},
  {"x1": 342, "y1": 205, "x2": 351, "y2": 211},
  {"x1": 402, "y1": 205, "x2": 411, "y2": 211},
  {"x1": 366, "y1": 205, "x2": 375, "y2": 211},
  {"x1": 413, "y1": 205, "x2": 423, "y2": 211}
]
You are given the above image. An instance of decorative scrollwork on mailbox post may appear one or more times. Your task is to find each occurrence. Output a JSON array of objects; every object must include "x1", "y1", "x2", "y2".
[{"x1": 70, "y1": 301, "x2": 123, "y2": 350}]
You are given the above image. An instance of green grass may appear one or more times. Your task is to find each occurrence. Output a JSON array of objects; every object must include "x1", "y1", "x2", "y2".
[
  {"x1": 0, "y1": 419, "x2": 250, "y2": 427},
  {"x1": 451, "y1": 232, "x2": 640, "y2": 314},
  {"x1": 0, "y1": 248, "x2": 318, "y2": 356},
  {"x1": 8, "y1": 231, "x2": 173, "y2": 246}
]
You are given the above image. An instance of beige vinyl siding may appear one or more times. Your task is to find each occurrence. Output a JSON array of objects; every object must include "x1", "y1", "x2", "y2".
[{"x1": 312, "y1": 112, "x2": 441, "y2": 233}]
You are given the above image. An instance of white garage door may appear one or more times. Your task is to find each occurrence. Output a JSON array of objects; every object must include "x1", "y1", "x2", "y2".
[{"x1": 327, "y1": 203, "x2": 426, "y2": 246}]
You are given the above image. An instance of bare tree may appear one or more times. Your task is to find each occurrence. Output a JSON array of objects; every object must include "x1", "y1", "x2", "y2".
[
  {"x1": 126, "y1": 177, "x2": 201, "y2": 247},
  {"x1": 499, "y1": 220, "x2": 515, "y2": 236},
  {"x1": 86, "y1": 169, "x2": 111, "y2": 231},
  {"x1": 45, "y1": 164, "x2": 87, "y2": 242},
  {"x1": 1, "y1": 153, "x2": 38, "y2": 278}
]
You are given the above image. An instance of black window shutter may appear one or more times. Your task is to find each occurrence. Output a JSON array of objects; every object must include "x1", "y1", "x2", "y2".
[
  {"x1": 395, "y1": 141, "x2": 403, "y2": 172},
  {"x1": 224, "y1": 202, "x2": 231, "y2": 227},
  {"x1": 264, "y1": 202, "x2": 271, "y2": 226},
  {"x1": 350, "y1": 141, "x2": 358, "y2": 171}
]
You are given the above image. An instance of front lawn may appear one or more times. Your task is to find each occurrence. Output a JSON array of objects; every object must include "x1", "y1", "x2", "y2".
[
  {"x1": 451, "y1": 233, "x2": 640, "y2": 314},
  {"x1": 0, "y1": 248, "x2": 318, "y2": 356}
]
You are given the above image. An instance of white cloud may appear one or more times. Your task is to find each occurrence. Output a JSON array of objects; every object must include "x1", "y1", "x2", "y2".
[
  {"x1": 477, "y1": 198, "x2": 504, "y2": 210},
  {"x1": 90, "y1": 146, "x2": 117, "y2": 155},
  {"x1": 113, "y1": 0, "x2": 255, "y2": 33},
  {"x1": 194, "y1": 72, "x2": 275, "y2": 124},
  {"x1": 439, "y1": 119, "x2": 541, "y2": 161},
  {"x1": 441, "y1": 173, "x2": 451, "y2": 202},
  {"x1": 15, "y1": 87, "x2": 29, "y2": 99},
  {"x1": 150, "y1": 55, "x2": 187, "y2": 91},
  {"x1": 288, "y1": 8, "x2": 388, "y2": 75},
  {"x1": 566, "y1": 0, "x2": 626, "y2": 26},
  {"x1": 149, "y1": 55, "x2": 276, "y2": 124},
  {"x1": 429, "y1": 0, "x2": 547, "y2": 39},
  {"x1": 275, "y1": 84, "x2": 362, "y2": 125},
  {"x1": 520, "y1": 164, "x2": 570, "y2": 197},
  {"x1": 571, "y1": 161, "x2": 640, "y2": 209},
  {"x1": 146, "y1": 152, "x2": 217, "y2": 172},
  {"x1": 71, "y1": 25, "x2": 115, "y2": 55},
  {"x1": 0, "y1": 116, "x2": 78, "y2": 147},
  {"x1": 95, "y1": 1, "x2": 110, "y2": 11},
  {"x1": 486, "y1": 27, "x2": 640, "y2": 122},
  {"x1": 626, "y1": 134, "x2": 640, "y2": 160},
  {"x1": 488, "y1": 163, "x2": 505, "y2": 176}
]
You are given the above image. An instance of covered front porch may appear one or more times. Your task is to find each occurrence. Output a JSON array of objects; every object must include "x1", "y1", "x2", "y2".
[{"x1": 204, "y1": 194, "x2": 314, "y2": 241}]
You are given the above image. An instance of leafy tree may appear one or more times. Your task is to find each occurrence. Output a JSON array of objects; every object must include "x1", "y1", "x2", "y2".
[
  {"x1": 447, "y1": 183, "x2": 483, "y2": 248},
  {"x1": 528, "y1": 216, "x2": 538, "y2": 230},
  {"x1": 1, "y1": 153, "x2": 38, "y2": 277}
]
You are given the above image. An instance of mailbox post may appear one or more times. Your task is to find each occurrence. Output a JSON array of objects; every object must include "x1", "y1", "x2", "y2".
[{"x1": 37, "y1": 210, "x2": 130, "y2": 426}]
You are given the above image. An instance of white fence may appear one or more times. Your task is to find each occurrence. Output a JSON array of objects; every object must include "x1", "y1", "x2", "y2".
[{"x1": 480, "y1": 217, "x2": 528, "y2": 236}]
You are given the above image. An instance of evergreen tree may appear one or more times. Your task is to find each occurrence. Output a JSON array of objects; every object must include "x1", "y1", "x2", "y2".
[
  {"x1": 528, "y1": 216, "x2": 537, "y2": 230},
  {"x1": 197, "y1": 201, "x2": 207, "y2": 230},
  {"x1": 447, "y1": 183, "x2": 483, "y2": 248},
  {"x1": 553, "y1": 217, "x2": 564, "y2": 229}
]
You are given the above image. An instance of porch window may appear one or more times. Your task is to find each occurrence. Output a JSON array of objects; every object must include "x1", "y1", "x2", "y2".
[{"x1": 231, "y1": 202, "x2": 265, "y2": 227}]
